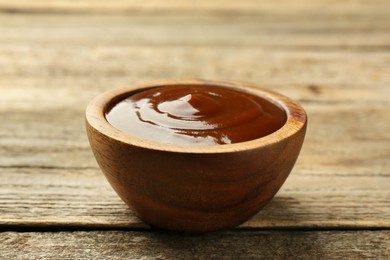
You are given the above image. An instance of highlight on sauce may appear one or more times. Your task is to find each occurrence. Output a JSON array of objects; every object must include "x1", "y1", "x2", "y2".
[{"x1": 105, "y1": 85, "x2": 287, "y2": 146}]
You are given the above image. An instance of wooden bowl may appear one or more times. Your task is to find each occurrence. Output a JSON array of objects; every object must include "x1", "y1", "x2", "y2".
[{"x1": 85, "y1": 79, "x2": 307, "y2": 232}]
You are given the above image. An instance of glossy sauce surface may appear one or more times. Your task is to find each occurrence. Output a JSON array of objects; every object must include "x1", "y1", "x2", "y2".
[{"x1": 105, "y1": 85, "x2": 287, "y2": 145}]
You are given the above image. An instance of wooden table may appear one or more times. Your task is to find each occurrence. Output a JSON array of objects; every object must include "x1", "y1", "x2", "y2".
[{"x1": 1, "y1": 1, "x2": 389, "y2": 258}]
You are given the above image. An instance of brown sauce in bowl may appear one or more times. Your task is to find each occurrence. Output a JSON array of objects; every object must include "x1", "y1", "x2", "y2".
[{"x1": 105, "y1": 85, "x2": 287, "y2": 145}]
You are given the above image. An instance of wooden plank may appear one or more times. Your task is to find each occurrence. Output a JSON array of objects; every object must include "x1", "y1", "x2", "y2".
[
  {"x1": 1, "y1": 102, "x2": 389, "y2": 171},
  {"x1": 1, "y1": 231, "x2": 389, "y2": 259},
  {"x1": 0, "y1": 166, "x2": 388, "y2": 229},
  {"x1": 0, "y1": 167, "x2": 148, "y2": 229},
  {"x1": 0, "y1": 0, "x2": 388, "y2": 16},
  {"x1": 1, "y1": 14, "x2": 390, "y2": 92},
  {"x1": 0, "y1": 13, "x2": 389, "y2": 50},
  {"x1": 1, "y1": 84, "x2": 388, "y2": 112}
]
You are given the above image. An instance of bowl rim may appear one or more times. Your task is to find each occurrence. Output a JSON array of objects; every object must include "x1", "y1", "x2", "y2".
[{"x1": 86, "y1": 79, "x2": 307, "y2": 154}]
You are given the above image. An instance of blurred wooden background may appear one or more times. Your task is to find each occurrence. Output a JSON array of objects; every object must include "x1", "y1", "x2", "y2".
[{"x1": 0, "y1": 0, "x2": 389, "y2": 258}]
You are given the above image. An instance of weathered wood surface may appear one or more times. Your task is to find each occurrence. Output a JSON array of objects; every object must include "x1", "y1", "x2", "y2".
[
  {"x1": 0, "y1": 0, "x2": 388, "y2": 16},
  {"x1": 1, "y1": 166, "x2": 389, "y2": 230},
  {"x1": 1, "y1": 231, "x2": 389, "y2": 259},
  {"x1": 0, "y1": 0, "x2": 389, "y2": 258},
  {"x1": 0, "y1": 12, "x2": 389, "y2": 229}
]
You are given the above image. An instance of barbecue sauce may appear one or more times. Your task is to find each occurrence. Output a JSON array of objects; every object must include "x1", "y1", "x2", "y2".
[{"x1": 105, "y1": 85, "x2": 286, "y2": 145}]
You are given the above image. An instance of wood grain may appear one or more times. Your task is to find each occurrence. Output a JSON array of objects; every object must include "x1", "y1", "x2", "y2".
[
  {"x1": 0, "y1": 0, "x2": 389, "y2": 257},
  {"x1": 0, "y1": 0, "x2": 389, "y2": 15},
  {"x1": 1, "y1": 231, "x2": 389, "y2": 259},
  {"x1": 0, "y1": 9, "x2": 389, "y2": 229},
  {"x1": 1, "y1": 166, "x2": 388, "y2": 230},
  {"x1": 1, "y1": 102, "x2": 389, "y2": 172}
]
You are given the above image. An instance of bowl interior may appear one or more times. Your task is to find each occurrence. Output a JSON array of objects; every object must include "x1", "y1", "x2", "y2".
[{"x1": 86, "y1": 79, "x2": 307, "y2": 154}]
